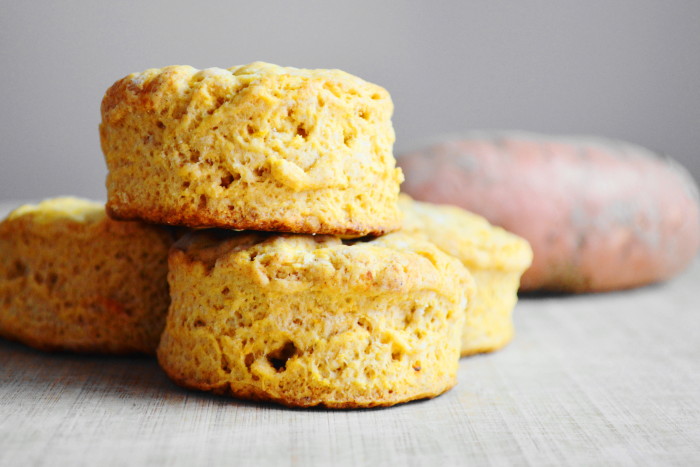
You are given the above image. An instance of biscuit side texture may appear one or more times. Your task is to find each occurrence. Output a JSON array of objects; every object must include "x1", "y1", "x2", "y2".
[
  {"x1": 100, "y1": 62, "x2": 403, "y2": 236},
  {"x1": 0, "y1": 197, "x2": 173, "y2": 354},
  {"x1": 157, "y1": 230, "x2": 472, "y2": 408},
  {"x1": 399, "y1": 195, "x2": 533, "y2": 356}
]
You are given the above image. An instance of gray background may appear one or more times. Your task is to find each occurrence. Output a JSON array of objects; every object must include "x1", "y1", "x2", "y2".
[{"x1": 1, "y1": 0, "x2": 699, "y2": 201}]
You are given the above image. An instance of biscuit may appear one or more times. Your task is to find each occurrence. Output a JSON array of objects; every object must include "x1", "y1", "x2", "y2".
[
  {"x1": 399, "y1": 195, "x2": 533, "y2": 356},
  {"x1": 0, "y1": 197, "x2": 174, "y2": 354},
  {"x1": 157, "y1": 230, "x2": 473, "y2": 408},
  {"x1": 100, "y1": 62, "x2": 403, "y2": 236}
]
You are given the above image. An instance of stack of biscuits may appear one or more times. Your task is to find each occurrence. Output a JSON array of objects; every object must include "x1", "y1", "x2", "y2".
[{"x1": 0, "y1": 62, "x2": 532, "y2": 408}]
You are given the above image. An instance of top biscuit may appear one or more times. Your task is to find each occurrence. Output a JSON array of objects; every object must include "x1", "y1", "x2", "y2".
[{"x1": 100, "y1": 62, "x2": 403, "y2": 236}]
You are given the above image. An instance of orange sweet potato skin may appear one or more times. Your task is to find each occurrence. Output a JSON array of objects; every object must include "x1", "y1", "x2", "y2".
[{"x1": 398, "y1": 132, "x2": 700, "y2": 292}]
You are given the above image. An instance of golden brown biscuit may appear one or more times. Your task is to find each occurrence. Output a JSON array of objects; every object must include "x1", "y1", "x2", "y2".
[
  {"x1": 157, "y1": 230, "x2": 473, "y2": 408},
  {"x1": 100, "y1": 62, "x2": 403, "y2": 236},
  {"x1": 0, "y1": 197, "x2": 174, "y2": 354},
  {"x1": 399, "y1": 195, "x2": 533, "y2": 356}
]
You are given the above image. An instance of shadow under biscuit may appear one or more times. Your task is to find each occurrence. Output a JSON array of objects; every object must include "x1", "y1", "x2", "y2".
[
  {"x1": 0, "y1": 336, "x2": 464, "y2": 413},
  {"x1": 0, "y1": 338, "x2": 174, "y2": 399}
]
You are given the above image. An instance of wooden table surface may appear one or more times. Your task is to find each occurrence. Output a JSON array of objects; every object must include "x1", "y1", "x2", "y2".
[{"x1": 1, "y1": 201, "x2": 699, "y2": 466}]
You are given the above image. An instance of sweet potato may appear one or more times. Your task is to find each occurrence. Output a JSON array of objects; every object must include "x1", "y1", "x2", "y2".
[{"x1": 398, "y1": 131, "x2": 700, "y2": 292}]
